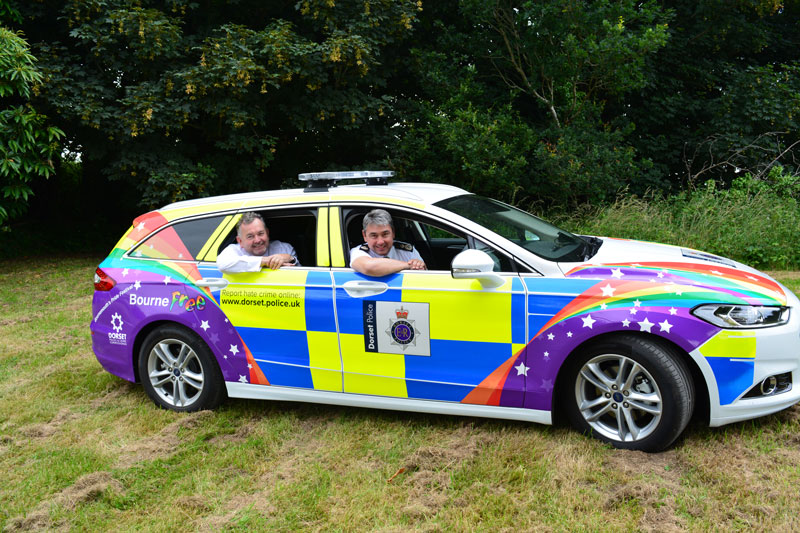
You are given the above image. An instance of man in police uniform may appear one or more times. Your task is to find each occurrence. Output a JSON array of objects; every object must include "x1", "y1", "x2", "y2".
[
  {"x1": 350, "y1": 209, "x2": 426, "y2": 276},
  {"x1": 217, "y1": 212, "x2": 299, "y2": 273}
]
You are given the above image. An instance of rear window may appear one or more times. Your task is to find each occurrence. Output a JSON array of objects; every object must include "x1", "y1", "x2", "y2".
[{"x1": 131, "y1": 215, "x2": 227, "y2": 261}]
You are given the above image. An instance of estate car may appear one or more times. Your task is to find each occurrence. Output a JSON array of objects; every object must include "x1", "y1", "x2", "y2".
[{"x1": 91, "y1": 171, "x2": 800, "y2": 451}]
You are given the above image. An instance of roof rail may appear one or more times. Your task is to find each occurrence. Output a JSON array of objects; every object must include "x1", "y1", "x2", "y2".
[{"x1": 298, "y1": 170, "x2": 394, "y2": 191}]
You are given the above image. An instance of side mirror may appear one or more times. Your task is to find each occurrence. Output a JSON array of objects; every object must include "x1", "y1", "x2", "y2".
[{"x1": 451, "y1": 249, "x2": 505, "y2": 289}]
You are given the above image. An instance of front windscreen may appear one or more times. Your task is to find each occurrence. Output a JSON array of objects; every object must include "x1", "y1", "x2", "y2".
[{"x1": 435, "y1": 194, "x2": 589, "y2": 262}]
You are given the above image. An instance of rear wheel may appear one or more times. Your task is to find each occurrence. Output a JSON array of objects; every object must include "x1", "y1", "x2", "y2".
[
  {"x1": 563, "y1": 335, "x2": 694, "y2": 452},
  {"x1": 138, "y1": 325, "x2": 225, "y2": 412}
]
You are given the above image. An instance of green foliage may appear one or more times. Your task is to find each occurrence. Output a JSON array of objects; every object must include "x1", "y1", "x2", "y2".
[
  {"x1": 561, "y1": 169, "x2": 800, "y2": 269},
  {"x1": 461, "y1": 0, "x2": 669, "y2": 127},
  {"x1": 624, "y1": 0, "x2": 800, "y2": 188},
  {"x1": 22, "y1": 0, "x2": 423, "y2": 208},
  {"x1": 392, "y1": 0, "x2": 668, "y2": 205},
  {"x1": 140, "y1": 161, "x2": 216, "y2": 209},
  {"x1": 395, "y1": 102, "x2": 536, "y2": 203},
  {"x1": 0, "y1": 27, "x2": 63, "y2": 228}
]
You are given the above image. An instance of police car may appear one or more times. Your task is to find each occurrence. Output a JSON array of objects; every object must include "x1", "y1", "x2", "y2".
[{"x1": 90, "y1": 171, "x2": 800, "y2": 451}]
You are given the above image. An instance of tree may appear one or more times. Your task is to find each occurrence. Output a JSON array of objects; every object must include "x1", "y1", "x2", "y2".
[
  {"x1": 622, "y1": 0, "x2": 800, "y2": 188},
  {"x1": 392, "y1": 0, "x2": 669, "y2": 206},
  {"x1": 20, "y1": 0, "x2": 422, "y2": 208},
  {"x1": 0, "y1": 25, "x2": 63, "y2": 228}
]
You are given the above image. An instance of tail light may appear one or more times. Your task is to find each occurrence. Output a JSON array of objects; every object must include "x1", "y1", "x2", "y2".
[{"x1": 94, "y1": 268, "x2": 116, "y2": 291}]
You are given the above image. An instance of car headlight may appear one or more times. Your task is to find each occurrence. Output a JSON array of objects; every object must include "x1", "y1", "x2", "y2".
[{"x1": 692, "y1": 304, "x2": 790, "y2": 329}]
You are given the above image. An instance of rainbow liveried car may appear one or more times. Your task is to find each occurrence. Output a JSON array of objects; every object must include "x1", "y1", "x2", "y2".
[{"x1": 91, "y1": 171, "x2": 800, "y2": 451}]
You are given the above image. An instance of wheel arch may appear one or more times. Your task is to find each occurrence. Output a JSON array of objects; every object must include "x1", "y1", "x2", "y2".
[
  {"x1": 551, "y1": 331, "x2": 709, "y2": 426},
  {"x1": 132, "y1": 320, "x2": 220, "y2": 384}
]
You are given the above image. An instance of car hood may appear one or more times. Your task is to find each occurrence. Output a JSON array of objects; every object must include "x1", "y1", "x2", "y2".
[{"x1": 557, "y1": 237, "x2": 790, "y2": 306}]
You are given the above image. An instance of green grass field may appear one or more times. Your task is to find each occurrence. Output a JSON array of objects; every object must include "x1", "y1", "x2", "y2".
[{"x1": 2, "y1": 256, "x2": 800, "y2": 531}]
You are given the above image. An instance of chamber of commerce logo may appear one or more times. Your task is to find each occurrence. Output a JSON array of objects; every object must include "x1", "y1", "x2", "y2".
[
  {"x1": 109, "y1": 312, "x2": 127, "y2": 345},
  {"x1": 363, "y1": 301, "x2": 430, "y2": 356},
  {"x1": 388, "y1": 306, "x2": 417, "y2": 349}
]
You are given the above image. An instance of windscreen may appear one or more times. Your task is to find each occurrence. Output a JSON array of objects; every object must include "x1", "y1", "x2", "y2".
[{"x1": 435, "y1": 194, "x2": 589, "y2": 262}]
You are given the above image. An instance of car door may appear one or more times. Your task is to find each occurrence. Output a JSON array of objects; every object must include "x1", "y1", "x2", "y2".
[
  {"x1": 332, "y1": 207, "x2": 528, "y2": 408},
  {"x1": 196, "y1": 206, "x2": 342, "y2": 392}
]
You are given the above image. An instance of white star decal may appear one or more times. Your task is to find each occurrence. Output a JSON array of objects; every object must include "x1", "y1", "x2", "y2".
[
  {"x1": 601, "y1": 284, "x2": 615, "y2": 297},
  {"x1": 200, "y1": 320, "x2": 210, "y2": 331},
  {"x1": 547, "y1": 333, "x2": 555, "y2": 340},
  {"x1": 136, "y1": 222, "x2": 145, "y2": 231},
  {"x1": 600, "y1": 302, "x2": 607, "y2": 310},
  {"x1": 178, "y1": 253, "x2": 183, "y2": 259},
  {"x1": 163, "y1": 275, "x2": 171, "y2": 285},
  {"x1": 638, "y1": 318, "x2": 654, "y2": 333},
  {"x1": 582, "y1": 315, "x2": 596, "y2": 329},
  {"x1": 648, "y1": 278, "x2": 656, "y2": 283},
  {"x1": 659, "y1": 320, "x2": 673, "y2": 333},
  {"x1": 622, "y1": 319, "x2": 631, "y2": 327},
  {"x1": 669, "y1": 307, "x2": 677, "y2": 315},
  {"x1": 122, "y1": 268, "x2": 129, "y2": 277},
  {"x1": 133, "y1": 280, "x2": 141, "y2": 290},
  {"x1": 110, "y1": 312, "x2": 124, "y2": 332},
  {"x1": 543, "y1": 351, "x2": 549, "y2": 358},
  {"x1": 229, "y1": 344, "x2": 239, "y2": 356},
  {"x1": 611, "y1": 268, "x2": 624, "y2": 279},
  {"x1": 629, "y1": 308, "x2": 638, "y2": 315},
  {"x1": 657, "y1": 270, "x2": 665, "y2": 278},
  {"x1": 675, "y1": 287, "x2": 683, "y2": 296},
  {"x1": 633, "y1": 299, "x2": 642, "y2": 307},
  {"x1": 567, "y1": 331, "x2": 573, "y2": 338},
  {"x1": 238, "y1": 375, "x2": 248, "y2": 383},
  {"x1": 247, "y1": 363, "x2": 253, "y2": 369},
  {"x1": 515, "y1": 362, "x2": 529, "y2": 376}
]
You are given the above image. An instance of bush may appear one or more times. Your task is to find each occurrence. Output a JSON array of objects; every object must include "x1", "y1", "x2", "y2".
[{"x1": 556, "y1": 169, "x2": 800, "y2": 270}]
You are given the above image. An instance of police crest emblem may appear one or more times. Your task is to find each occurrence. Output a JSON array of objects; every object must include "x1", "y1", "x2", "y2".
[{"x1": 387, "y1": 306, "x2": 417, "y2": 349}]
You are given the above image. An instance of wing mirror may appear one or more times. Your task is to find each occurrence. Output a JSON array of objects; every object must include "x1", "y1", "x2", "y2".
[{"x1": 451, "y1": 249, "x2": 505, "y2": 289}]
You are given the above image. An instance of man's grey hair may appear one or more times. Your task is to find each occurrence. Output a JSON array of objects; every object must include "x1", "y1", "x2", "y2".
[
  {"x1": 362, "y1": 209, "x2": 393, "y2": 230},
  {"x1": 237, "y1": 212, "x2": 265, "y2": 236}
]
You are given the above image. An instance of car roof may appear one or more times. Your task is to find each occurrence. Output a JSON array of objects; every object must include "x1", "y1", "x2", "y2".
[{"x1": 159, "y1": 181, "x2": 470, "y2": 213}]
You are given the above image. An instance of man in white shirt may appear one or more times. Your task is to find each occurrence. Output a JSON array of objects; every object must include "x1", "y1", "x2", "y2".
[
  {"x1": 216, "y1": 212, "x2": 299, "y2": 273},
  {"x1": 349, "y1": 209, "x2": 426, "y2": 276}
]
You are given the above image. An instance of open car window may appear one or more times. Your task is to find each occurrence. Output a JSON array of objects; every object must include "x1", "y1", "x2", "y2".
[
  {"x1": 216, "y1": 209, "x2": 318, "y2": 267},
  {"x1": 342, "y1": 207, "x2": 519, "y2": 272}
]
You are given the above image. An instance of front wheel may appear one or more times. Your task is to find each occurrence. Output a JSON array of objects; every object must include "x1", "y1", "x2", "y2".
[
  {"x1": 562, "y1": 335, "x2": 694, "y2": 452},
  {"x1": 138, "y1": 325, "x2": 225, "y2": 412}
]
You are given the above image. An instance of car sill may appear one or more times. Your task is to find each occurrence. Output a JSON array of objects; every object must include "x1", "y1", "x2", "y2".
[{"x1": 226, "y1": 383, "x2": 552, "y2": 425}]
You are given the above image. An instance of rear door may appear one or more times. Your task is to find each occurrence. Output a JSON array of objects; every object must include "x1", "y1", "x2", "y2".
[{"x1": 196, "y1": 206, "x2": 342, "y2": 392}]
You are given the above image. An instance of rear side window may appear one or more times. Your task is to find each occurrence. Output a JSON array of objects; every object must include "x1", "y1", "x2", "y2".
[
  {"x1": 131, "y1": 215, "x2": 227, "y2": 261},
  {"x1": 216, "y1": 209, "x2": 318, "y2": 267}
]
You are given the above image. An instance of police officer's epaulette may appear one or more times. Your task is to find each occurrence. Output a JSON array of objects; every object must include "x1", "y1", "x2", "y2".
[
  {"x1": 394, "y1": 240, "x2": 413, "y2": 252},
  {"x1": 359, "y1": 244, "x2": 370, "y2": 252}
]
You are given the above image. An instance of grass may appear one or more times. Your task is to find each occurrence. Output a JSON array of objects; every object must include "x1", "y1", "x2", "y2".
[{"x1": 3, "y1": 256, "x2": 800, "y2": 531}]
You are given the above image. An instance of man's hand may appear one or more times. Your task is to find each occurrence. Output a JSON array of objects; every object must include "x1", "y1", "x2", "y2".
[
  {"x1": 407, "y1": 259, "x2": 426, "y2": 270},
  {"x1": 261, "y1": 253, "x2": 293, "y2": 270}
]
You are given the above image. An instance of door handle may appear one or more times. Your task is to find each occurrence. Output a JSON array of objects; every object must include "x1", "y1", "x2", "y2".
[
  {"x1": 342, "y1": 280, "x2": 388, "y2": 298},
  {"x1": 196, "y1": 277, "x2": 229, "y2": 289}
]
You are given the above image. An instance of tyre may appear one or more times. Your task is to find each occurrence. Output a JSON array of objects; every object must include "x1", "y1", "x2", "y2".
[
  {"x1": 138, "y1": 325, "x2": 226, "y2": 412},
  {"x1": 562, "y1": 335, "x2": 694, "y2": 452}
]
